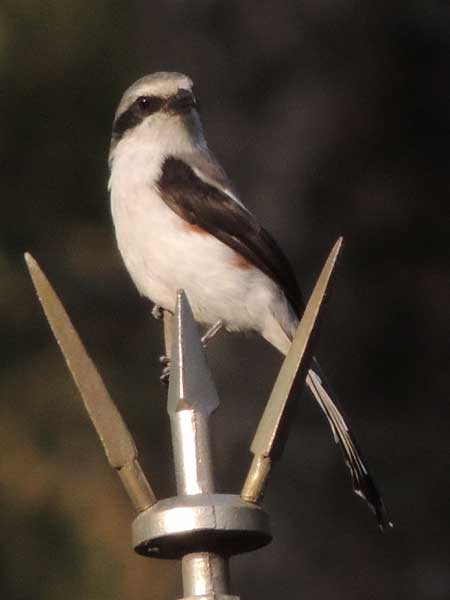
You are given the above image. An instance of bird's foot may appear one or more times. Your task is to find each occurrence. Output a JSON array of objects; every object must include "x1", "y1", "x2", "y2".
[
  {"x1": 152, "y1": 304, "x2": 164, "y2": 321},
  {"x1": 158, "y1": 321, "x2": 222, "y2": 384},
  {"x1": 159, "y1": 355, "x2": 171, "y2": 386},
  {"x1": 201, "y1": 320, "x2": 224, "y2": 349}
]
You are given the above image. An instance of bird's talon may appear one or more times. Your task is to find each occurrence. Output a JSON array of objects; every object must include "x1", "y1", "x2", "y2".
[
  {"x1": 160, "y1": 364, "x2": 171, "y2": 386},
  {"x1": 159, "y1": 355, "x2": 171, "y2": 385}
]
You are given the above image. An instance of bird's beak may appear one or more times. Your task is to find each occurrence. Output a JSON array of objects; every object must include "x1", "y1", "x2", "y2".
[{"x1": 165, "y1": 89, "x2": 196, "y2": 114}]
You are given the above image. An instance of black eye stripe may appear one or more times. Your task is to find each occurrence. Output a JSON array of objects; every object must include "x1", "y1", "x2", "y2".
[
  {"x1": 112, "y1": 90, "x2": 198, "y2": 141},
  {"x1": 112, "y1": 95, "x2": 165, "y2": 140},
  {"x1": 136, "y1": 95, "x2": 165, "y2": 114}
]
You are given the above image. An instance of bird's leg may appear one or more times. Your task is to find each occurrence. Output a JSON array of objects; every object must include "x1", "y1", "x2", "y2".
[
  {"x1": 160, "y1": 310, "x2": 173, "y2": 385},
  {"x1": 151, "y1": 306, "x2": 172, "y2": 384},
  {"x1": 201, "y1": 320, "x2": 224, "y2": 348},
  {"x1": 151, "y1": 304, "x2": 164, "y2": 320},
  {"x1": 159, "y1": 320, "x2": 223, "y2": 385}
]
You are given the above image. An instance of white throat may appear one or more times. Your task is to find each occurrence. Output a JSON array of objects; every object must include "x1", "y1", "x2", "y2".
[{"x1": 109, "y1": 111, "x2": 207, "y2": 180}]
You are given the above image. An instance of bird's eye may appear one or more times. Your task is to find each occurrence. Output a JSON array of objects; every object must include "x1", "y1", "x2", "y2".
[
  {"x1": 135, "y1": 95, "x2": 164, "y2": 116},
  {"x1": 137, "y1": 96, "x2": 150, "y2": 110}
]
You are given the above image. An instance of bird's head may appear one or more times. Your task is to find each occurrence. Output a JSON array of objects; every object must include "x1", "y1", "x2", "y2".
[{"x1": 109, "y1": 72, "x2": 205, "y2": 161}]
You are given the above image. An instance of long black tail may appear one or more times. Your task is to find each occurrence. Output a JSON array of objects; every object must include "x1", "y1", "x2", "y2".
[{"x1": 306, "y1": 365, "x2": 392, "y2": 530}]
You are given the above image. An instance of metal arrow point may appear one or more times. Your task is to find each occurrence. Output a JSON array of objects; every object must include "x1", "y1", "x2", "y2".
[{"x1": 24, "y1": 253, "x2": 156, "y2": 512}]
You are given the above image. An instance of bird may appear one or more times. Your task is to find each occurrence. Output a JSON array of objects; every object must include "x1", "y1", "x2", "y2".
[{"x1": 108, "y1": 71, "x2": 391, "y2": 530}]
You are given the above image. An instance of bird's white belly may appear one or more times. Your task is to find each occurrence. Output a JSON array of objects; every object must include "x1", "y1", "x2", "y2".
[{"x1": 111, "y1": 184, "x2": 280, "y2": 332}]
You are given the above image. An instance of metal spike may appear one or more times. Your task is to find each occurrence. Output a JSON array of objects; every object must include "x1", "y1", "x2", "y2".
[
  {"x1": 241, "y1": 237, "x2": 343, "y2": 503},
  {"x1": 24, "y1": 253, "x2": 156, "y2": 512},
  {"x1": 167, "y1": 290, "x2": 220, "y2": 495},
  {"x1": 167, "y1": 290, "x2": 220, "y2": 417}
]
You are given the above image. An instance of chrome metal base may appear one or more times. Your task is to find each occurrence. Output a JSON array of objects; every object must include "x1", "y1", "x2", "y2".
[{"x1": 132, "y1": 493, "x2": 271, "y2": 559}]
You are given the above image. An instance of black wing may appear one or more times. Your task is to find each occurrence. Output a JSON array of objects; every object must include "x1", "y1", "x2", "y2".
[{"x1": 157, "y1": 156, "x2": 304, "y2": 316}]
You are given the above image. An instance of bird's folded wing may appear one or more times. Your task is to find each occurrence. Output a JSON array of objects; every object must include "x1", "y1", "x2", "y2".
[{"x1": 156, "y1": 155, "x2": 304, "y2": 315}]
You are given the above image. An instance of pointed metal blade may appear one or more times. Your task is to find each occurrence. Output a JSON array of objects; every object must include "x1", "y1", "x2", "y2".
[
  {"x1": 25, "y1": 253, "x2": 156, "y2": 511},
  {"x1": 242, "y1": 238, "x2": 343, "y2": 502},
  {"x1": 167, "y1": 290, "x2": 220, "y2": 416}
]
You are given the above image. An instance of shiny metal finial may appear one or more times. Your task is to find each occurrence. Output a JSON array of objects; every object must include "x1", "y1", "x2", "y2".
[{"x1": 168, "y1": 290, "x2": 220, "y2": 416}]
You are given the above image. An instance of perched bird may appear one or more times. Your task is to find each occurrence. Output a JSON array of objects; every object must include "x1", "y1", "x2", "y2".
[{"x1": 108, "y1": 72, "x2": 390, "y2": 529}]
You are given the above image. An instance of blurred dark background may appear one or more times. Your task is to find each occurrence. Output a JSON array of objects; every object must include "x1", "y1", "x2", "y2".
[{"x1": 1, "y1": 2, "x2": 449, "y2": 599}]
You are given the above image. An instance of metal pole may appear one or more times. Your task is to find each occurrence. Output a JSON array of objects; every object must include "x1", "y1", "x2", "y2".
[
  {"x1": 181, "y1": 553, "x2": 232, "y2": 599},
  {"x1": 166, "y1": 294, "x2": 237, "y2": 600}
]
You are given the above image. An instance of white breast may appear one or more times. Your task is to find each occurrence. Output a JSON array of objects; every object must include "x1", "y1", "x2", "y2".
[{"x1": 109, "y1": 140, "x2": 294, "y2": 353}]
